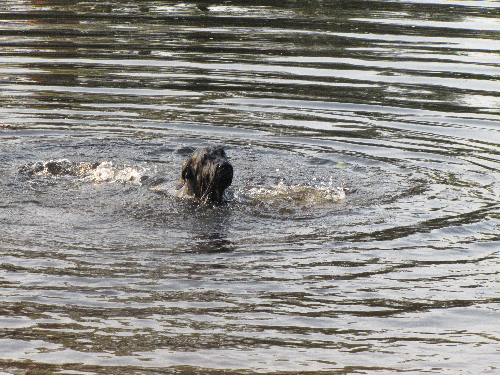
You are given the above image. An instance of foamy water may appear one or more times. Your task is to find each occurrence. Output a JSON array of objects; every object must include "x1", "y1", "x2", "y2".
[
  {"x1": 247, "y1": 178, "x2": 346, "y2": 206},
  {"x1": 82, "y1": 161, "x2": 147, "y2": 185}
]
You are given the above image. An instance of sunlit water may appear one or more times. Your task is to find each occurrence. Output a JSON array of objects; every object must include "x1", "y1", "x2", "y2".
[{"x1": 1, "y1": 1, "x2": 500, "y2": 374}]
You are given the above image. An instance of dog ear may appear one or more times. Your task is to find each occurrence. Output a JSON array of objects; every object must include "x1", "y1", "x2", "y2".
[{"x1": 175, "y1": 159, "x2": 192, "y2": 190}]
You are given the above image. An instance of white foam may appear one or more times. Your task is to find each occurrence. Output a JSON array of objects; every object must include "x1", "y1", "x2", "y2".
[
  {"x1": 82, "y1": 161, "x2": 145, "y2": 185},
  {"x1": 247, "y1": 178, "x2": 345, "y2": 205}
]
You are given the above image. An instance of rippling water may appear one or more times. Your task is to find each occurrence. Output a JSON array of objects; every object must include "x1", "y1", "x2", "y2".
[{"x1": 1, "y1": 1, "x2": 500, "y2": 374}]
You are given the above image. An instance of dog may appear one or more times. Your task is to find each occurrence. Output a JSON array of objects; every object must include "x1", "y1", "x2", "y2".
[{"x1": 175, "y1": 145, "x2": 233, "y2": 204}]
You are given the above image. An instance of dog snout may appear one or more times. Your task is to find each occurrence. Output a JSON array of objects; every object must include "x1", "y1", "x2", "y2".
[
  {"x1": 215, "y1": 160, "x2": 233, "y2": 188},
  {"x1": 216, "y1": 161, "x2": 233, "y2": 180}
]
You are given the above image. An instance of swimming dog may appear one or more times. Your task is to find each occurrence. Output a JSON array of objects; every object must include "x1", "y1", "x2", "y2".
[{"x1": 175, "y1": 145, "x2": 233, "y2": 204}]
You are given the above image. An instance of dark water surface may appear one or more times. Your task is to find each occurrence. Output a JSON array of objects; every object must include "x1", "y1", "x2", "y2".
[{"x1": 1, "y1": 0, "x2": 500, "y2": 374}]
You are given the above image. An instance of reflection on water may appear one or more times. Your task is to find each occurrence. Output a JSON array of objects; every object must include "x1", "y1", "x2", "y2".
[{"x1": 1, "y1": 0, "x2": 500, "y2": 374}]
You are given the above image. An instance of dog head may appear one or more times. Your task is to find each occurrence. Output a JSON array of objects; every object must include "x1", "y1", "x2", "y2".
[{"x1": 175, "y1": 145, "x2": 233, "y2": 204}]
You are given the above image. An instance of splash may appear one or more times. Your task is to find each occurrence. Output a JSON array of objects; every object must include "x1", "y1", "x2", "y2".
[
  {"x1": 82, "y1": 161, "x2": 145, "y2": 185},
  {"x1": 21, "y1": 159, "x2": 100, "y2": 177},
  {"x1": 247, "y1": 177, "x2": 345, "y2": 206},
  {"x1": 20, "y1": 159, "x2": 147, "y2": 185}
]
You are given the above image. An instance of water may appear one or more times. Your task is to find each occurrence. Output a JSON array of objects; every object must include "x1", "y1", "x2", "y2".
[{"x1": 1, "y1": 0, "x2": 500, "y2": 373}]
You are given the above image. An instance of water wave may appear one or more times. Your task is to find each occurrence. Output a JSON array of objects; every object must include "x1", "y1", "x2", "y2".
[
  {"x1": 81, "y1": 161, "x2": 146, "y2": 185},
  {"x1": 246, "y1": 178, "x2": 346, "y2": 207}
]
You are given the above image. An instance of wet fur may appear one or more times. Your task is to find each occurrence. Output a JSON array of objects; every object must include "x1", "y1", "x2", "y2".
[{"x1": 175, "y1": 146, "x2": 233, "y2": 204}]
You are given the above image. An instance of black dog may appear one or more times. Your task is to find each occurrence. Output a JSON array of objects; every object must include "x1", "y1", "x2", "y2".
[{"x1": 175, "y1": 145, "x2": 233, "y2": 204}]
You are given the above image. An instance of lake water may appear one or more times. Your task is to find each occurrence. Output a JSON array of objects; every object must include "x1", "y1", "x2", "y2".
[{"x1": 1, "y1": 0, "x2": 500, "y2": 374}]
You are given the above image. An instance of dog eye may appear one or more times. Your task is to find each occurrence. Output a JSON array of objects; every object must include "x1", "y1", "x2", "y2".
[
  {"x1": 202, "y1": 154, "x2": 208, "y2": 163},
  {"x1": 220, "y1": 150, "x2": 226, "y2": 157}
]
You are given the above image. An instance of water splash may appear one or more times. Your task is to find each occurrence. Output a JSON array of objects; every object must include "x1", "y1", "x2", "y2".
[
  {"x1": 247, "y1": 177, "x2": 346, "y2": 206},
  {"x1": 20, "y1": 159, "x2": 147, "y2": 185},
  {"x1": 82, "y1": 161, "x2": 146, "y2": 185},
  {"x1": 20, "y1": 159, "x2": 100, "y2": 177}
]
